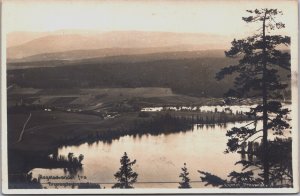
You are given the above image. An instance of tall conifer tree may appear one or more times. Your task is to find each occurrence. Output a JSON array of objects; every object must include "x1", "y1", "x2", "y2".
[
  {"x1": 200, "y1": 9, "x2": 291, "y2": 187},
  {"x1": 112, "y1": 152, "x2": 138, "y2": 189}
]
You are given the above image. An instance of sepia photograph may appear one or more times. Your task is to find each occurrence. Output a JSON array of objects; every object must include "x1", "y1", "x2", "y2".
[{"x1": 1, "y1": 0, "x2": 299, "y2": 194}]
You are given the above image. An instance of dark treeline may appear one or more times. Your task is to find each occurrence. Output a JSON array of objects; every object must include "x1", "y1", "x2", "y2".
[
  {"x1": 7, "y1": 57, "x2": 291, "y2": 97},
  {"x1": 164, "y1": 111, "x2": 253, "y2": 124},
  {"x1": 58, "y1": 113, "x2": 193, "y2": 147},
  {"x1": 8, "y1": 57, "x2": 239, "y2": 97},
  {"x1": 57, "y1": 112, "x2": 252, "y2": 147}
]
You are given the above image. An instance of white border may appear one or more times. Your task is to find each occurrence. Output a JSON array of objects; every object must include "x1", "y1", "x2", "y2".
[
  {"x1": 291, "y1": 0, "x2": 300, "y2": 193},
  {"x1": 1, "y1": 0, "x2": 299, "y2": 194},
  {"x1": 1, "y1": 0, "x2": 8, "y2": 194}
]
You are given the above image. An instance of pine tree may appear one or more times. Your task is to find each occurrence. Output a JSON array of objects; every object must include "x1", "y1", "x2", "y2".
[
  {"x1": 112, "y1": 152, "x2": 138, "y2": 189},
  {"x1": 178, "y1": 163, "x2": 191, "y2": 188},
  {"x1": 200, "y1": 8, "x2": 291, "y2": 187}
]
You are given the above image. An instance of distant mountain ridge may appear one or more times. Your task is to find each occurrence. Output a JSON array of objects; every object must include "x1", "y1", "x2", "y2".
[
  {"x1": 8, "y1": 50, "x2": 226, "y2": 70},
  {"x1": 7, "y1": 31, "x2": 229, "y2": 60},
  {"x1": 9, "y1": 47, "x2": 226, "y2": 63}
]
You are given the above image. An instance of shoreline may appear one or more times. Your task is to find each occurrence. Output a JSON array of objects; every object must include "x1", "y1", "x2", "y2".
[{"x1": 8, "y1": 109, "x2": 253, "y2": 153}]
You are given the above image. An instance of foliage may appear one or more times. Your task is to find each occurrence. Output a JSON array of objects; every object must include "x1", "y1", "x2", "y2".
[
  {"x1": 216, "y1": 9, "x2": 290, "y2": 98},
  {"x1": 200, "y1": 8, "x2": 292, "y2": 188},
  {"x1": 199, "y1": 138, "x2": 292, "y2": 188},
  {"x1": 7, "y1": 57, "x2": 263, "y2": 98},
  {"x1": 178, "y1": 163, "x2": 191, "y2": 188},
  {"x1": 198, "y1": 171, "x2": 226, "y2": 187},
  {"x1": 9, "y1": 172, "x2": 42, "y2": 189},
  {"x1": 112, "y1": 152, "x2": 138, "y2": 189}
]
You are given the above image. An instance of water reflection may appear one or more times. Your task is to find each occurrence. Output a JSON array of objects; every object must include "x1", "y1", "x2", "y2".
[
  {"x1": 63, "y1": 167, "x2": 83, "y2": 179},
  {"x1": 31, "y1": 122, "x2": 247, "y2": 188}
]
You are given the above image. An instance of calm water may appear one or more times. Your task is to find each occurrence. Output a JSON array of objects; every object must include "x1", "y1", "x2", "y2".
[
  {"x1": 31, "y1": 104, "x2": 291, "y2": 189},
  {"x1": 32, "y1": 122, "x2": 247, "y2": 189}
]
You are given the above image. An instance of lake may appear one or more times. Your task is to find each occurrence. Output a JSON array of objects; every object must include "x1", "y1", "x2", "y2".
[
  {"x1": 31, "y1": 122, "x2": 248, "y2": 188},
  {"x1": 30, "y1": 104, "x2": 291, "y2": 189}
]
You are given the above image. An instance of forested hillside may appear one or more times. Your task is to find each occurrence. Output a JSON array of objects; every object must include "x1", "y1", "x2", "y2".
[
  {"x1": 8, "y1": 54, "x2": 290, "y2": 98},
  {"x1": 8, "y1": 57, "x2": 236, "y2": 97}
]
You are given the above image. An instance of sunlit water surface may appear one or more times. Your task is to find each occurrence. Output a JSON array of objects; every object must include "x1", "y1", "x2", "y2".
[
  {"x1": 31, "y1": 122, "x2": 251, "y2": 188},
  {"x1": 31, "y1": 104, "x2": 291, "y2": 189}
]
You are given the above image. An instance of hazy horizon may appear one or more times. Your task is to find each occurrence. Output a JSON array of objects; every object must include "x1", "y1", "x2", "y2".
[
  {"x1": 7, "y1": 30, "x2": 232, "y2": 59},
  {"x1": 4, "y1": 0, "x2": 297, "y2": 36},
  {"x1": 5, "y1": 0, "x2": 297, "y2": 60},
  {"x1": 7, "y1": 30, "x2": 232, "y2": 47}
]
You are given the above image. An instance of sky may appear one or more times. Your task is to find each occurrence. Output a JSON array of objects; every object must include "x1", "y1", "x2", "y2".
[{"x1": 3, "y1": 0, "x2": 298, "y2": 37}]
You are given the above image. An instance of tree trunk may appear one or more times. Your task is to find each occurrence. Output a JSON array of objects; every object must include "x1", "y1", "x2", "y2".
[{"x1": 262, "y1": 10, "x2": 270, "y2": 186}]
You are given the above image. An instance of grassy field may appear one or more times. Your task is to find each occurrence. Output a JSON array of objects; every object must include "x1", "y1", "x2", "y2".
[
  {"x1": 8, "y1": 110, "x2": 138, "y2": 152},
  {"x1": 8, "y1": 86, "x2": 226, "y2": 110}
]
